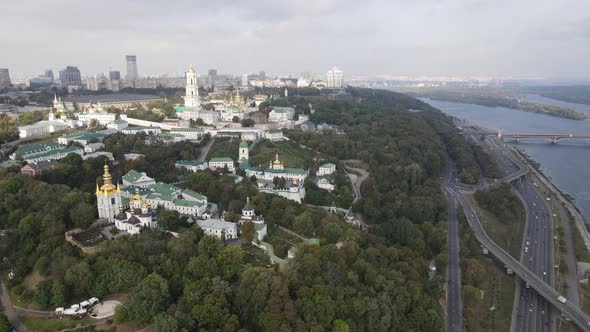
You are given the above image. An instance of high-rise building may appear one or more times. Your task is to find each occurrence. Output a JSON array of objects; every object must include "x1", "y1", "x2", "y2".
[
  {"x1": 59, "y1": 66, "x2": 82, "y2": 88},
  {"x1": 109, "y1": 71, "x2": 121, "y2": 80},
  {"x1": 207, "y1": 69, "x2": 217, "y2": 85},
  {"x1": 326, "y1": 67, "x2": 344, "y2": 88},
  {"x1": 126, "y1": 55, "x2": 138, "y2": 82},
  {"x1": 29, "y1": 70, "x2": 54, "y2": 89},
  {"x1": 259, "y1": 71, "x2": 266, "y2": 81},
  {"x1": 185, "y1": 64, "x2": 200, "y2": 108},
  {"x1": 0, "y1": 68, "x2": 11, "y2": 88},
  {"x1": 44, "y1": 69, "x2": 54, "y2": 82},
  {"x1": 241, "y1": 74, "x2": 249, "y2": 87}
]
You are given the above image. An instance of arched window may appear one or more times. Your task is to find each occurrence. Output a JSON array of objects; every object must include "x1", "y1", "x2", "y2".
[{"x1": 111, "y1": 197, "x2": 115, "y2": 204}]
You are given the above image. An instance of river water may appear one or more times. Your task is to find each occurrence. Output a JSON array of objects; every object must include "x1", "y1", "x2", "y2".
[{"x1": 420, "y1": 96, "x2": 590, "y2": 223}]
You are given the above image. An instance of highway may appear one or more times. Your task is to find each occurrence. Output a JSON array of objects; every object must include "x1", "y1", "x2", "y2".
[
  {"x1": 483, "y1": 136, "x2": 555, "y2": 331},
  {"x1": 443, "y1": 134, "x2": 590, "y2": 331},
  {"x1": 443, "y1": 162, "x2": 463, "y2": 332}
]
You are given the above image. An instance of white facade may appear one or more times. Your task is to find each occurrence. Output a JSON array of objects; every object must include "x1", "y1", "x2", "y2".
[
  {"x1": 96, "y1": 165, "x2": 123, "y2": 222},
  {"x1": 107, "y1": 119, "x2": 128, "y2": 131},
  {"x1": 121, "y1": 126, "x2": 162, "y2": 135},
  {"x1": 78, "y1": 112, "x2": 116, "y2": 125},
  {"x1": 25, "y1": 146, "x2": 84, "y2": 163},
  {"x1": 184, "y1": 65, "x2": 200, "y2": 108},
  {"x1": 122, "y1": 170, "x2": 156, "y2": 188},
  {"x1": 317, "y1": 163, "x2": 336, "y2": 176},
  {"x1": 268, "y1": 107, "x2": 295, "y2": 123},
  {"x1": 84, "y1": 143, "x2": 105, "y2": 153},
  {"x1": 170, "y1": 127, "x2": 205, "y2": 140},
  {"x1": 18, "y1": 121, "x2": 68, "y2": 138},
  {"x1": 175, "y1": 160, "x2": 208, "y2": 172},
  {"x1": 326, "y1": 67, "x2": 344, "y2": 88},
  {"x1": 197, "y1": 219, "x2": 239, "y2": 240},
  {"x1": 316, "y1": 178, "x2": 335, "y2": 191},
  {"x1": 209, "y1": 158, "x2": 235, "y2": 172},
  {"x1": 264, "y1": 130, "x2": 285, "y2": 141}
]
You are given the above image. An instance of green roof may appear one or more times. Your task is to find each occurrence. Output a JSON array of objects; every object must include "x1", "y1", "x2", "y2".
[
  {"x1": 172, "y1": 199, "x2": 205, "y2": 208},
  {"x1": 61, "y1": 131, "x2": 89, "y2": 139},
  {"x1": 254, "y1": 224, "x2": 266, "y2": 232},
  {"x1": 113, "y1": 118, "x2": 127, "y2": 124},
  {"x1": 24, "y1": 160, "x2": 57, "y2": 171},
  {"x1": 150, "y1": 182, "x2": 180, "y2": 199},
  {"x1": 122, "y1": 170, "x2": 144, "y2": 183},
  {"x1": 27, "y1": 146, "x2": 82, "y2": 160},
  {"x1": 176, "y1": 160, "x2": 207, "y2": 166},
  {"x1": 125, "y1": 126, "x2": 161, "y2": 131},
  {"x1": 73, "y1": 133, "x2": 106, "y2": 141},
  {"x1": 320, "y1": 163, "x2": 336, "y2": 168},
  {"x1": 239, "y1": 141, "x2": 248, "y2": 148},
  {"x1": 0, "y1": 160, "x2": 22, "y2": 168},
  {"x1": 182, "y1": 189, "x2": 207, "y2": 201},
  {"x1": 305, "y1": 238, "x2": 320, "y2": 245},
  {"x1": 265, "y1": 167, "x2": 306, "y2": 175},
  {"x1": 210, "y1": 157, "x2": 234, "y2": 163},
  {"x1": 271, "y1": 107, "x2": 294, "y2": 113},
  {"x1": 13, "y1": 143, "x2": 65, "y2": 157},
  {"x1": 174, "y1": 106, "x2": 186, "y2": 113},
  {"x1": 170, "y1": 127, "x2": 205, "y2": 132}
]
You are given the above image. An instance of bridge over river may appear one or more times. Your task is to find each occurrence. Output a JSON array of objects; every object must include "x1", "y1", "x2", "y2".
[{"x1": 464, "y1": 129, "x2": 590, "y2": 143}]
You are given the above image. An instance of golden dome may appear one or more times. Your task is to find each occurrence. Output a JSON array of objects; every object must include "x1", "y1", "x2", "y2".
[
  {"x1": 98, "y1": 164, "x2": 117, "y2": 195},
  {"x1": 134, "y1": 187, "x2": 141, "y2": 201}
]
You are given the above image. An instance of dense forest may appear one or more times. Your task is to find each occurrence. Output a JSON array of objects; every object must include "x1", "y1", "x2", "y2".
[{"x1": 0, "y1": 88, "x2": 491, "y2": 331}]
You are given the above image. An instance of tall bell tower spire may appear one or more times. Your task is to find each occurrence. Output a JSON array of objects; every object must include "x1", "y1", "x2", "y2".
[{"x1": 185, "y1": 64, "x2": 199, "y2": 109}]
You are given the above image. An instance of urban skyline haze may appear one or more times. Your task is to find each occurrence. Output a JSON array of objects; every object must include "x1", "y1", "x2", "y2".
[{"x1": 1, "y1": 0, "x2": 590, "y2": 80}]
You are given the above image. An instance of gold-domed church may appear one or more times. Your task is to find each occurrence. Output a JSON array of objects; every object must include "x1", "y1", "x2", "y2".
[{"x1": 96, "y1": 163, "x2": 122, "y2": 222}]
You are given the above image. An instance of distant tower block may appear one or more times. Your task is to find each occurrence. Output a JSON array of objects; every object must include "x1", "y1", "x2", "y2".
[
  {"x1": 126, "y1": 55, "x2": 138, "y2": 81},
  {"x1": 284, "y1": 87, "x2": 288, "y2": 97},
  {"x1": 497, "y1": 129, "x2": 502, "y2": 138},
  {"x1": 185, "y1": 64, "x2": 200, "y2": 108}
]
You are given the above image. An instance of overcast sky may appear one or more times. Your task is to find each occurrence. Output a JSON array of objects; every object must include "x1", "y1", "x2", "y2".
[{"x1": 2, "y1": 0, "x2": 590, "y2": 80}]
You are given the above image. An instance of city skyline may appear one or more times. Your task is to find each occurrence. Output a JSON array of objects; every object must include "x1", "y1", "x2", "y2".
[{"x1": 2, "y1": 0, "x2": 590, "y2": 80}]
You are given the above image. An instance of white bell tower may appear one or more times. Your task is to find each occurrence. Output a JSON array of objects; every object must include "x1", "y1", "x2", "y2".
[{"x1": 185, "y1": 64, "x2": 199, "y2": 108}]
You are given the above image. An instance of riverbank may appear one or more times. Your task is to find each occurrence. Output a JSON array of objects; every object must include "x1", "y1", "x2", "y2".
[
  {"x1": 508, "y1": 145, "x2": 590, "y2": 256},
  {"x1": 399, "y1": 88, "x2": 588, "y2": 120}
]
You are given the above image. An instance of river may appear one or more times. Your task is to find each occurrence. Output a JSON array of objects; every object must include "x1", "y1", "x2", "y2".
[{"x1": 420, "y1": 96, "x2": 590, "y2": 223}]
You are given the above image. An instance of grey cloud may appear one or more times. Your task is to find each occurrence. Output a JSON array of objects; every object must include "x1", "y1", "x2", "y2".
[{"x1": 1, "y1": 0, "x2": 589, "y2": 79}]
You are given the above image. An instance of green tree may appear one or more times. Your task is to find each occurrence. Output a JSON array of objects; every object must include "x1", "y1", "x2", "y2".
[
  {"x1": 158, "y1": 209, "x2": 181, "y2": 231},
  {"x1": 0, "y1": 313, "x2": 10, "y2": 332},
  {"x1": 240, "y1": 221, "x2": 254, "y2": 243},
  {"x1": 154, "y1": 313, "x2": 179, "y2": 332},
  {"x1": 120, "y1": 273, "x2": 171, "y2": 325}
]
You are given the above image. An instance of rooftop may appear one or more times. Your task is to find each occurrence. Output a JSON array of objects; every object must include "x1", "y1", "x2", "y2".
[
  {"x1": 181, "y1": 188, "x2": 207, "y2": 201},
  {"x1": 170, "y1": 127, "x2": 205, "y2": 132},
  {"x1": 62, "y1": 93, "x2": 161, "y2": 104},
  {"x1": 210, "y1": 157, "x2": 234, "y2": 163},
  {"x1": 124, "y1": 126, "x2": 161, "y2": 131},
  {"x1": 122, "y1": 170, "x2": 145, "y2": 183},
  {"x1": 196, "y1": 218, "x2": 237, "y2": 230},
  {"x1": 13, "y1": 143, "x2": 65, "y2": 157},
  {"x1": 27, "y1": 146, "x2": 82, "y2": 160},
  {"x1": 176, "y1": 160, "x2": 207, "y2": 167}
]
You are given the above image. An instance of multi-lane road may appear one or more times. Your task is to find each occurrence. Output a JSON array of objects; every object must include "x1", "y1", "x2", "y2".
[
  {"x1": 443, "y1": 162, "x2": 463, "y2": 332},
  {"x1": 483, "y1": 136, "x2": 555, "y2": 331},
  {"x1": 443, "y1": 133, "x2": 590, "y2": 331}
]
